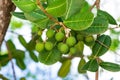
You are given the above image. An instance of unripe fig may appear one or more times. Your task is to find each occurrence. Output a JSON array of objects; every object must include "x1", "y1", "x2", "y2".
[
  {"x1": 85, "y1": 36, "x2": 94, "y2": 42},
  {"x1": 84, "y1": 36, "x2": 94, "y2": 46},
  {"x1": 76, "y1": 34, "x2": 84, "y2": 41},
  {"x1": 37, "y1": 30, "x2": 42, "y2": 36},
  {"x1": 55, "y1": 32, "x2": 65, "y2": 41},
  {"x1": 59, "y1": 43, "x2": 69, "y2": 54},
  {"x1": 70, "y1": 47, "x2": 77, "y2": 55},
  {"x1": 57, "y1": 42, "x2": 64, "y2": 50},
  {"x1": 66, "y1": 36, "x2": 76, "y2": 47},
  {"x1": 35, "y1": 42, "x2": 44, "y2": 52},
  {"x1": 45, "y1": 41, "x2": 54, "y2": 51},
  {"x1": 46, "y1": 29, "x2": 55, "y2": 38}
]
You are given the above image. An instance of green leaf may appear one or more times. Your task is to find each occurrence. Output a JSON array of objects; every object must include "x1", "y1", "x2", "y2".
[
  {"x1": 12, "y1": 0, "x2": 37, "y2": 12},
  {"x1": 10, "y1": 20, "x2": 23, "y2": 30},
  {"x1": 24, "y1": 10, "x2": 49, "y2": 29},
  {"x1": 16, "y1": 58, "x2": 26, "y2": 70},
  {"x1": 46, "y1": 0, "x2": 67, "y2": 17},
  {"x1": 82, "y1": 59, "x2": 99, "y2": 72},
  {"x1": 64, "y1": 2, "x2": 94, "y2": 31},
  {"x1": 100, "y1": 62, "x2": 120, "y2": 72},
  {"x1": 38, "y1": 48, "x2": 62, "y2": 65},
  {"x1": 27, "y1": 37, "x2": 38, "y2": 51},
  {"x1": 0, "y1": 74, "x2": 9, "y2": 80},
  {"x1": 92, "y1": 35, "x2": 111, "y2": 57},
  {"x1": 29, "y1": 51, "x2": 38, "y2": 62},
  {"x1": 98, "y1": 10, "x2": 117, "y2": 25},
  {"x1": 0, "y1": 54, "x2": 9, "y2": 66},
  {"x1": 78, "y1": 58, "x2": 86, "y2": 73},
  {"x1": 65, "y1": 0, "x2": 86, "y2": 19},
  {"x1": 47, "y1": 0, "x2": 56, "y2": 5},
  {"x1": 6, "y1": 40, "x2": 16, "y2": 52},
  {"x1": 110, "y1": 39, "x2": 119, "y2": 51},
  {"x1": 11, "y1": 12, "x2": 26, "y2": 20},
  {"x1": 80, "y1": 15, "x2": 108, "y2": 35},
  {"x1": 74, "y1": 41, "x2": 84, "y2": 56},
  {"x1": 12, "y1": 50, "x2": 25, "y2": 59},
  {"x1": 18, "y1": 35, "x2": 27, "y2": 48},
  {"x1": 58, "y1": 59, "x2": 71, "y2": 78}
]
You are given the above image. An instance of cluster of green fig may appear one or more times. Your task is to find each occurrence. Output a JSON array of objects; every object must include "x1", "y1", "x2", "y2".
[{"x1": 35, "y1": 27, "x2": 95, "y2": 55}]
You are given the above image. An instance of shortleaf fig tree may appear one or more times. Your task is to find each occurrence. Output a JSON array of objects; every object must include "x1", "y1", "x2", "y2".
[{"x1": 1, "y1": 0, "x2": 120, "y2": 80}]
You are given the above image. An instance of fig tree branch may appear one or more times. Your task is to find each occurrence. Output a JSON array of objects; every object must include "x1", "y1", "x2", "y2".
[
  {"x1": 36, "y1": 0, "x2": 66, "y2": 29},
  {"x1": 6, "y1": 41, "x2": 16, "y2": 80},
  {"x1": 91, "y1": 0, "x2": 100, "y2": 10},
  {"x1": 0, "y1": 0, "x2": 16, "y2": 47},
  {"x1": 95, "y1": 71, "x2": 99, "y2": 80}
]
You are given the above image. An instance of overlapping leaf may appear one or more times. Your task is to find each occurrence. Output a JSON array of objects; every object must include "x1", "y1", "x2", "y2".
[
  {"x1": 38, "y1": 48, "x2": 61, "y2": 65},
  {"x1": 80, "y1": 15, "x2": 108, "y2": 35},
  {"x1": 46, "y1": 0, "x2": 67, "y2": 17},
  {"x1": 24, "y1": 10, "x2": 49, "y2": 29},
  {"x1": 11, "y1": 12, "x2": 26, "y2": 20},
  {"x1": 12, "y1": 0, "x2": 37, "y2": 12},
  {"x1": 64, "y1": 2, "x2": 94, "y2": 31},
  {"x1": 65, "y1": 0, "x2": 86, "y2": 19}
]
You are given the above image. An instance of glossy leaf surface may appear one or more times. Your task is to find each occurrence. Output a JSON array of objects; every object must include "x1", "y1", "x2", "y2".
[{"x1": 92, "y1": 35, "x2": 111, "y2": 57}]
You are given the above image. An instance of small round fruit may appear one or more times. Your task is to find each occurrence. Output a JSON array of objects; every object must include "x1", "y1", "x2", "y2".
[
  {"x1": 57, "y1": 42, "x2": 64, "y2": 50},
  {"x1": 55, "y1": 32, "x2": 65, "y2": 41},
  {"x1": 76, "y1": 34, "x2": 84, "y2": 41},
  {"x1": 46, "y1": 29, "x2": 55, "y2": 38},
  {"x1": 35, "y1": 42, "x2": 44, "y2": 52},
  {"x1": 85, "y1": 36, "x2": 94, "y2": 42},
  {"x1": 37, "y1": 30, "x2": 42, "y2": 36},
  {"x1": 84, "y1": 36, "x2": 94, "y2": 46},
  {"x1": 45, "y1": 41, "x2": 54, "y2": 51},
  {"x1": 66, "y1": 36, "x2": 76, "y2": 47},
  {"x1": 70, "y1": 47, "x2": 77, "y2": 55},
  {"x1": 59, "y1": 43, "x2": 69, "y2": 54}
]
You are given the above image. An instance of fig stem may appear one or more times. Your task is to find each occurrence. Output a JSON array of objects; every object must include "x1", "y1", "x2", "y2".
[{"x1": 36, "y1": 0, "x2": 67, "y2": 29}]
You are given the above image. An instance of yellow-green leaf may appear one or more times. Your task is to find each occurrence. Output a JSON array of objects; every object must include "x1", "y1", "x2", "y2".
[
  {"x1": 64, "y1": 2, "x2": 94, "y2": 31},
  {"x1": 46, "y1": 0, "x2": 67, "y2": 17},
  {"x1": 12, "y1": 0, "x2": 37, "y2": 12}
]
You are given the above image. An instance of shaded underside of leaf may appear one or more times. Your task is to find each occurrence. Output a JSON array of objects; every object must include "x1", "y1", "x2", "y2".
[
  {"x1": 38, "y1": 48, "x2": 62, "y2": 65},
  {"x1": 11, "y1": 12, "x2": 27, "y2": 20}
]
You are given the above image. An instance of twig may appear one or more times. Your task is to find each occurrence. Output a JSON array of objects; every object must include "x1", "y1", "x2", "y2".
[
  {"x1": 109, "y1": 25, "x2": 120, "y2": 29},
  {"x1": 95, "y1": 71, "x2": 99, "y2": 80},
  {"x1": 91, "y1": 0, "x2": 100, "y2": 10},
  {"x1": 6, "y1": 41, "x2": 16, "y2": 80},
  {"x1": 36, "y1": 0, "x2": 67, "y2": 29}
]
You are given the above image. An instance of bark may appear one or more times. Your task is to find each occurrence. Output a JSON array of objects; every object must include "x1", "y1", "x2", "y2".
[{"x1": 0, "y1": 0, "x2": 16, "y2": 47}]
